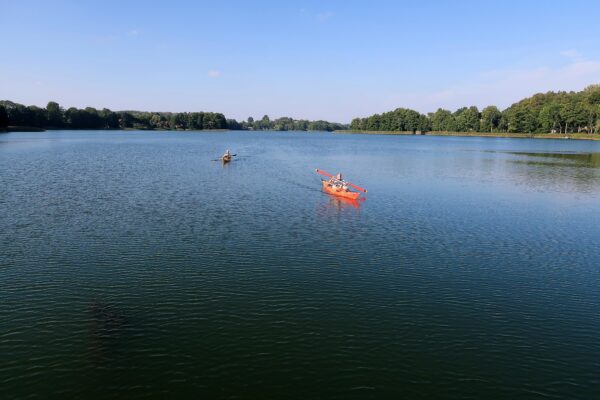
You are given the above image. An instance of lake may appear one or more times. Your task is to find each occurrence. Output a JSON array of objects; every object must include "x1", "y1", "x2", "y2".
[{"x1": 1, "y1": 130, "x2": 599, "y2": 399}]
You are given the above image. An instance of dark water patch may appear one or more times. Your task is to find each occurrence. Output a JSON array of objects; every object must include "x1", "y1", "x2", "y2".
[
  {"x1": 87, "y1": 301, "x2": 130, "y2": 362},
  {"x1": 507, "y1": 151, "x2": 600, "y2": 167}
]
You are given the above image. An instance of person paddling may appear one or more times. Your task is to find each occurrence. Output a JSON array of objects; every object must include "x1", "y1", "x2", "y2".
[
  {"x1": 328, "y1": 173, "x2": 347, "y2": 191},
  {"x1": 222, "y1": 149, "x2": 233, "y2": 163}
]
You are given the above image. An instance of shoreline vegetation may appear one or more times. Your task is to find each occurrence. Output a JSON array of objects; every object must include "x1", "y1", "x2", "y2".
[
  {"x1": 349, "y1": 85, "x2": 600, "y2": 138},
  {"x1": 337, "y1": 130, "x2": 600, "y2": 141},
  {"x1": 0, "y1": 100, "x2": 345, "y2": 133},
  {"x1": 1, "y1": 85, "x2": 599, "y2": 138}
]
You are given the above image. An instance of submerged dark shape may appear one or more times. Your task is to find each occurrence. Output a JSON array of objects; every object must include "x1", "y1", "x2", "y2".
[
  {"x1": 88, "y1": 301, "x2": 129, "y2": 361},
  {"x1": 89, "y1": 301, "x2": 127, "y2": 333}
]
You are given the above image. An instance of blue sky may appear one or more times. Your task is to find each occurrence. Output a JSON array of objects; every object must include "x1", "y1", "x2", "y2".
[{"x1": 2, "y1": 0, "x2": 600, "y2": 122}]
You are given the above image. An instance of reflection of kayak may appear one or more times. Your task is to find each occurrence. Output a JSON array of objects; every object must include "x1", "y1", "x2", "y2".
[
  {"x1": 330, "y1": 196, "x2": 362, "y2": 209},
  {"x1": 321, "y1": 180, "x2": 361, "y2": 200},
  {"x1": 222, "y1": 155, "x2": 232, "y2": 163}
]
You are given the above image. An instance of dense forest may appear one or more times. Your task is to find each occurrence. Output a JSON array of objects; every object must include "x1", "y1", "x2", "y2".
[
  {"x1": 350, "y1": 85, "x2": 600, "y2": 134},
  {"x1": 235, "y1": 115, "x2": 346, "y2": 131},
  {"x1": 0, "y1": 100, "x2": 344, "y2": 132},
  {"x1": 2, "y1": 85, "x2": 599, "y2": 134}
]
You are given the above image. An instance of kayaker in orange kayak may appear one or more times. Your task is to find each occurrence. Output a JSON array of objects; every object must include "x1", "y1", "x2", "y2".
[
  {"x1": 316, "y1": 169, "x2": 367, "y2": 200},
  {"x1": 331, "y1": 172, "x2": 343, "y2": 182},
  {"x1": 328, "y1": 173, "x2": 348, "y2": 191}
]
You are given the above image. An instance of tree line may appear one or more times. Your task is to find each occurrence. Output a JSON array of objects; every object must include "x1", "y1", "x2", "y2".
[
  {"x1": 350, "y1": 85, "x2": 600, "y2": 134},
  {"x1": 0, "y1": 101, "x2": 345, "y2": 132},
  {"x1": 3, "y1": 85, "x2": 599, "y2": 134},
  {"x1": 237, "y1": 115, "x2": 345, "y2": 131},
  {"x1": 0, "y1": 100, "x2": 228, "y2": 130}
]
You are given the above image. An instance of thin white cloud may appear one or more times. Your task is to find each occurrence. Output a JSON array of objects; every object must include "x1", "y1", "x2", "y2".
[
  {"x1": 207, "y1": 70, "x2": 221, "y2": 78},
  {"x1": 128, "y1": 29, "x2": 139, "y2": 36},
  {"x1": 379, "y1": 56, "x2": 600, "y2": 115},
  {"x1": 316, "y1": 11, "x2": 334, "y2": 22},
  {"x1": 560, "y1": 49, "x2": 581, "y2": 59}
]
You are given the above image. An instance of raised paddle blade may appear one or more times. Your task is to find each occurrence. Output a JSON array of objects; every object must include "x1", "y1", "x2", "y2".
[
  {"x1": 316, "y1": 169, "x2": 333, "y2": 177},
  {"x1": 347, "y1": 182, "x2": 367, "y2": 193}
]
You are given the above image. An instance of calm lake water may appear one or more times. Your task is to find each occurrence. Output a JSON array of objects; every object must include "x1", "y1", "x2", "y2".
[{"x1": 1, "y1": 130, "x2": 599, "y2": 399}]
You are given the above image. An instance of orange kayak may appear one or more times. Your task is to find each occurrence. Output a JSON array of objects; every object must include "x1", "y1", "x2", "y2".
[{"x1": 321, "y1": 180, "x2": 361, "y2": 200}]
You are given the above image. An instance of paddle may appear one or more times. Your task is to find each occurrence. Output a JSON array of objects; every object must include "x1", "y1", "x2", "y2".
[
  {"x1": 347, "y1": 182, "x2": 367, "y2": 193},
  {"x1": 215, "y1": 153, "x2": 237, "y2": 160},
  {"x1": 315, "y1": 169, "x2": 333, "y2": 177},
  {"x1": 213, "y1": 154, "x2": 237, "y2": 161},
  {"x1": 315, "y1": 169, "x2": 367, "y2": 193}
]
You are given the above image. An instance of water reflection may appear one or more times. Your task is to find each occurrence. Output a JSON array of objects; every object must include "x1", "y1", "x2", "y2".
[
  {"x1": 501, "y1": 152, "x2": 600, "y2": 194},
  {"x1": 315, "y1": 195, "x2": 364, "y2": 219},
  {"x1": 508, "y1": 152, "x2": 600, "y2": 168},
  {"x1": 327, "y1": 196, "x2": 363, "y2": 209}
]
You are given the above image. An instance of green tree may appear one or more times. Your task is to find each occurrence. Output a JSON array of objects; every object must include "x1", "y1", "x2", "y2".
[
  {"x1": 480, "y1": 106, "x2": 501, "y2": 132},
  {"x1": 149, "y1": 113, "x2": 163, "y2": 129},
  {"x1": 366, "y1": 114, "x2": 381, "y2": 131},
  {"x1": 259, "y1": 115, "x2": 271, "y2": 130},
  {"x1": 46, "y1": 101, "x2": 64, "y2": 127},
  {"x1": 350, "y1": 118, "x2": 365, "y2": 130},
  {"x1": 169, "y1": 113, "x2": 186, "y2": 129},
  {"x1": 295, "y1": 119, "x2": 309, "y2": 131},
  {"x1": 27, "y1": 106, "x2": 48, "y2": 127},
  {"x1": 227, "y1": 119, "x2": 242, "y2": 130},
  {"x1": 273, "y1": 117, "x2": 295, "y2": 131},
  {"x1": 0, "y1": 105, "x2": 8, "y2": 128},
  {"x1": 429, "y1": 109, "x2": 455, "y2": 131},
  {"x1": 560, "y1": 100, "x2": 579, "y2": 133},
  {"x1": 194, "y1": 113, "x2": 204, "y2": 129},
  {"x1": 539, "y1": 103, "x2": 561, "y2": 133},
  {"x1": 454, "y1": 106, "x2": 480, "y2": 132},
  {"x1": 118, "y1": 112, "x2": 134, "y2": 128},
  {"x1": 100, "y1": 108, "x2": 119, "y2": 129},
  {"x1": 506, "y1": 106, "x2": 537, "y2": 133},
  {"x1": 583, "y1": 84, "x2": 600, "y2": 133}
]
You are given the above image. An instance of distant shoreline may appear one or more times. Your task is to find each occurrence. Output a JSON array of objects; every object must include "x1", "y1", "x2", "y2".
[
  {"x1": 336, "y1": 130, "x2": 600, "y2": 141},
  {"x1": 2, "y1": 127, "x2": 232, "y2": 133},
  {"x1": 4, "y1": 127, "x2": 600, "y2": 141},
  {"x1": 4, "y1": 126, "x2": 46, "y2": 132}
]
